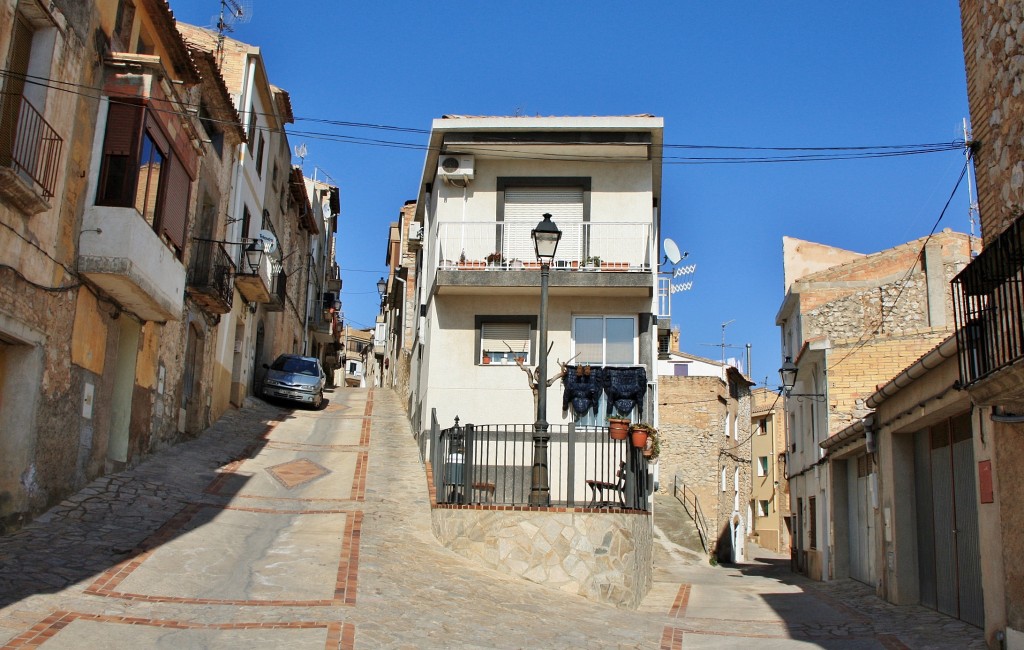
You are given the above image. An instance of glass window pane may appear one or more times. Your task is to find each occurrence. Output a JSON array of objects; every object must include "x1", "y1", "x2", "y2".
[
  {"x1": 605, "y1": 317, "x2": 634, "y2": 364},
  {"x1": 574, "y1": 317, "x2": 603, "y2": 363}
]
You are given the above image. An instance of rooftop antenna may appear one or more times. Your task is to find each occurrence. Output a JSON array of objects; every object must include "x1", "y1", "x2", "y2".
[
  {"x1": 216, "y1": 0, "x2": 252, "y2": 62},
  {"x1": 963, "y1": 117, "x2": 980, "y2": 253},
  {"x1": 293, "y1": 143, "x2": 307, "y2": 169},
  {"x1": 701, "y1": 319, "x2": 742, "y2": 371}
]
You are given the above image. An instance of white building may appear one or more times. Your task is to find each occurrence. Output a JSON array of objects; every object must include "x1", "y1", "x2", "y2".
[{"x1": 406, "y1": 115, "x2": 664, "y2": 434}]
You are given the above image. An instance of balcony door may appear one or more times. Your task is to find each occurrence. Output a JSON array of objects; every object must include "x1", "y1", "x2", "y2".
[{"x1": 503, "y1": 187, "x2": 582, "y2": 264}]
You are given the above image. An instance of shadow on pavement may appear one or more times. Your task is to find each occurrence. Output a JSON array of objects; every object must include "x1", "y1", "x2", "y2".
[{"x1": 0, "y1": 400, "x2": 289, "y2": 609}]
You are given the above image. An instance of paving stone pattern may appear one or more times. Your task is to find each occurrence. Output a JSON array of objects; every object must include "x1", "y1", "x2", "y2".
[{"x1": 0, "y1": 388, "x2": 986, "y2": 648}]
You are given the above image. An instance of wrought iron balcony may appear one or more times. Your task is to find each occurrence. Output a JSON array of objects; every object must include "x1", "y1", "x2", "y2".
[
  {"x1": 431, "y1": 418, "x2": 651, "y2": 511},
  {"x1": 186, "y1": 239, "x2": 234, "y2": 314},
  {"x1": 265, "y1": 272, "x2": 286, "y2": 312},
  {"x1": 0, "y1": 96, "x2": 63, "y2": 213},
  {"x1": 952, "y1": 215, "x2": 1024, "y2": 386},
  {"x1": 435, "y1": 221, "x2": 654, "y2": 272}
]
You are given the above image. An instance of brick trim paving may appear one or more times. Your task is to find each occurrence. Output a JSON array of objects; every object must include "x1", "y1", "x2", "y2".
[
  {"x1": 1, "y1": 611, "x2": 354, "y2": 650},
  {"x1": 83, "y1": 504, "x2": 362, "y2": 607}
]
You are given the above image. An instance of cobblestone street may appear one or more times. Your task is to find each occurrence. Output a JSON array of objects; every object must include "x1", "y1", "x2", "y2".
[{"x1": 0, "y1": 387, "x2": 985, "y2": 649}]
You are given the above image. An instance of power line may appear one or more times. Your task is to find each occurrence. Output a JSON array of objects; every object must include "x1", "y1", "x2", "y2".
[
  {"x1": 0, "y1": 70, "x2": 965, "y2": 165},
  {"x1": 827, "y1": 157, "x2": 971, "y2": 373}
]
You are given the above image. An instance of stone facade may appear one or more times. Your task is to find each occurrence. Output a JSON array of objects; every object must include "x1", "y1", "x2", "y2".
[
  {"x1": 958, "y1": 3, "x2": 1024, "y2": 645},
  {"x1": 959, "y1": 0, "x2": 1024, "y2": 238},
  {"x1": 431, "y1": 507, "x2": 652, "y2": 609},
  {"x1": 657, "y1": 367, "x2": 752, "y2": 560},
  {"x1": 778, "y1": 230, "x2": 976, "y2": 582}
]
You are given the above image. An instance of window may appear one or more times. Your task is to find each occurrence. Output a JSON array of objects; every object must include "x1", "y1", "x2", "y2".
[
  {"x1": 572, "y1": 315, "x2": 638, "y2": 426},
  {"x1": 246, "y1": 102, "x2": 256, "y2": 152},
  {"x1": 96, "y1": 102, "x2": 191, "y2": 255},
  {"x1": 721, "y1": 467, "x2": 726, "y2": 492},
  {"x1": 572, "y1": 315, "x2": 636, "y2": 366},
  {"x1": 808, "y1": 496, "x2": 817, "y2": 549},
  {"x1": 757, "y1": 456, "x2": 769, "y2": 477},
  {"x1": 758, "y1": 418, "x2": 768, "y2": 435},
  {"x1": 757, "y1": 499, "x2": 770, "y2": 517},
  {"x1": 497, "y1": 178, "x2": 589, "y2": 265},
  {"x1": 0, "y1": 5, "x2": 61, "y2": 201},
  {"x1": 255, "y1": 133, "x2": 265, "y2": 177},
  {"x1": 135, "y1": 132, "x2": 165, "y2": 227},
  {"x1": 112, "y1": 0, "x2": 135, "y2": 51},
  {"x1": 197, "y1": 102, "x2": 223, "y2": 158},
  {"x1": 480, "y1": 322, "x2": 530, "y2": 365},
  {"x1": 724, "y1": 412, "x2": 731, "y2": 438}
]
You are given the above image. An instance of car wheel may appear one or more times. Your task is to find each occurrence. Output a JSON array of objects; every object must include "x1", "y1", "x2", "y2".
[{"x1": 313, "y1": 389, "x2": 323, "y2": 409}]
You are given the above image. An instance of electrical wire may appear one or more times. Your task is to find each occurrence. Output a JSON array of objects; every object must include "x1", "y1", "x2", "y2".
[
  {"x1": 826, "y1": 157, "x2": 971, "y2": 373},
  {"x1": 0, "y1": 70, "x2": 966, "y2": 165}
]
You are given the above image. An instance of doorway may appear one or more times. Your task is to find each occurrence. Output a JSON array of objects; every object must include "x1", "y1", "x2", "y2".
[{"x1": 914, "y1": 413, "x2": 983, "y2": 627}]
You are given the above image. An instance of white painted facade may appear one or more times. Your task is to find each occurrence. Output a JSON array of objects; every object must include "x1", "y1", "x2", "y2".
[{"x1": 408, "y1": 116, "x2": 664, "y2": 433}]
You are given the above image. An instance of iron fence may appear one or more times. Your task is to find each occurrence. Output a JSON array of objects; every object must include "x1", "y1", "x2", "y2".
[
  {"x1": 435, "y1": 221, "x2": 654, "y2": 272},
  {"x1": 187, "y1": 239, "x2": 235, "y2": 310},
  {"x1": 1, "y1": 96, "x2": 63, "y2": 198},
  {"x1": 673, "y1": 474, "x2": 710, "y2": 553},
  {"x1": 431, "y1": 417, "x2": 651, "y2": 510},
  {"x1": 952, "y1": 215, "x2": 1024, "y2": 386}
]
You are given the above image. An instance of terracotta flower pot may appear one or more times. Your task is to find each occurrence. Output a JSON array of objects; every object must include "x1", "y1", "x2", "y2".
[
  {"x1": 608, "y1": 418, "x2": 629, "y2": 440},
  {"x1": 631, "y1": 428, "x2": 649, "y2": 448}
]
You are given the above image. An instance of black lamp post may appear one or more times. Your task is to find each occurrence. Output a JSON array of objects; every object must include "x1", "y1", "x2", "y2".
[
  {"x1": 244, "y1": 240, "x2": 264, "y2": 275},
  {"x1": 376, "y1": 277, "x2": 387, "y2": 310},
  {"x1": 529, "y1": 213, "x2": 561, "y2": 506}
]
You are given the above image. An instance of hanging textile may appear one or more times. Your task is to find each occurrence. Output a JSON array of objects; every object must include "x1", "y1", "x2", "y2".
[
  {"x1": 561, "y1": 365, "x2": 604, "y2": 416},
  {"x1": 601, "y1": 366, "x2": 648, "y2": 419}
]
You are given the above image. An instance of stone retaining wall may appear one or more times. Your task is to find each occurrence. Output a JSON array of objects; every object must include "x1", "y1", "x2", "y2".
[{"x1": 431, "y1": 507, "x2": 652, "y2": 609}]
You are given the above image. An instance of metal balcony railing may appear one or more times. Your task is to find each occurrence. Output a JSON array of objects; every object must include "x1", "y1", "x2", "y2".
[
  {"x1": 431, "y1": 417, "x2": 651, "y2": 511},
  {"x1": 952, "y1": 215, "x2": 1024, "y2": 386},
  {"x1": 0, "y1": 96, "x2": 63, "y2": 198},
  {"x1": 187, "y1": 239, "x2": 234, "y2": 312},
  {"x1": 435, "y1": 221, "x2": 654, "y2": 272}
]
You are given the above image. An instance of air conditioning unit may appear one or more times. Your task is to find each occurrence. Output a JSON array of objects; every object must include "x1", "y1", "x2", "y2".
[
  {"x1": 437, "y1": 154, "x2": 474, "y2": 181},
  {"x1": 408, "y1": 222, "x2": 423, "y2": 241}
]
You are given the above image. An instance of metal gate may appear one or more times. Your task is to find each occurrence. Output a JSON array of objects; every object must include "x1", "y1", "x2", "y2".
[{"x1": 914, "y1": 413, "x2": 983, "y2": 627}]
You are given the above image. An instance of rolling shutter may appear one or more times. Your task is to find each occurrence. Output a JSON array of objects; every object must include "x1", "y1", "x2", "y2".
[
  {"x1": 503, "y1": 187, "x2": 583, "y2": 263},
  {"x1": 161, "y1": 155, "x2": 191, "y2": 253},
  {"x1": 481, "y1": 322, "x2": 530, "y2": 354}
]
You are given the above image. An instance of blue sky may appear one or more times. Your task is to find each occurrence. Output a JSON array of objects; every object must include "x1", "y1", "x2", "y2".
[{"x1": 170, "y1": 1, "x2": 971, "y2": 387}]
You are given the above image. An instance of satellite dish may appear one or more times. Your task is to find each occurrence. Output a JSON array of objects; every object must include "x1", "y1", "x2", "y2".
[
  {"x1": 663, "y1": 238, "x2": 683, "y2": 265},
  {"x1": 257, "y1": 229, "x2": 278, "y2": 255}
]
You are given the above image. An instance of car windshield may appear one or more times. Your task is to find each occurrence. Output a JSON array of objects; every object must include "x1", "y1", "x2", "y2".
[{"x1": 270, "y1": 356, "x2": 319, "y2": 376}]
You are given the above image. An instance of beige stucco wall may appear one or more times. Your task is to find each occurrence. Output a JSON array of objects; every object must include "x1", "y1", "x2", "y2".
[
  {"x1": 424, "y1": 293, "x2": 652, "y2": 429},
  {"x1": 432, "y1": 506, "x2": 652, "y2": 609}
]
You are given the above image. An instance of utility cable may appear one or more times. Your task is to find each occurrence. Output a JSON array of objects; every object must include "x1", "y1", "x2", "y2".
[{"x1": 826, "y1": 157, "x2": 970, "y2": 373}]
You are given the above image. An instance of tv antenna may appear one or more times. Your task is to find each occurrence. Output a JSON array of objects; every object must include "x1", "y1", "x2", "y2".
[
  {"x1": 293, "y1": 143, "x2": 308, "y2": 168},
  {"x1": 215, "y1": 0, "x2": 253, "y2": 62},
  {"x1": 701, "y1": 319, "x2": 742, "y2": 369}
]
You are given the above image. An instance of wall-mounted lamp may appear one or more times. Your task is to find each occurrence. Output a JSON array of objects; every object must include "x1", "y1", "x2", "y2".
[
  {"x1": 778, "y1": 356, "x2": 826, "y2": 401},
  {"x1": 376, "y1": 277, "x2": 387, "y2": 310},
  {"x1": 244, "y1": 240, "x2": 264, "y2": 274}
]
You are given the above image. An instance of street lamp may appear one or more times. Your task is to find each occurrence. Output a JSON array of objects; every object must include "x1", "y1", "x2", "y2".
[
  {"x1": 376, "y1": 277, "x2": 387, "y2": 309},
  {"x1": 529, "y1": 213, "x2": 561, "y2": 506},
  {"x1": 244, "y1": 240, "x2": 264, "y2": 275},
  {"x1": 778, "y1": 356, "x2": 825, "y2": 400}
]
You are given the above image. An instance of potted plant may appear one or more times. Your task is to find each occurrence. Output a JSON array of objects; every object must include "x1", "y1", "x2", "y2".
[
  {"x1": 630, "y1": 423, "x2": 658, "y2": 456},
  {"x1": 583, "y1": 255, "x2": 602, "y2": 269},
  {"x1": 486, "y1": 251, "x2": 504, "y2": 267},
  {"x1": 482, "y1": 354, "x2": 491, "y2": 365},
  {"x1": 607, "y1": 416, "x2": 630, "y2": 440}
]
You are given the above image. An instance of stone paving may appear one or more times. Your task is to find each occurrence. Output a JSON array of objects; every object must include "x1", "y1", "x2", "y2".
[{"x1": 0, "y1": 387, "x2": 987, "y2": 649}]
